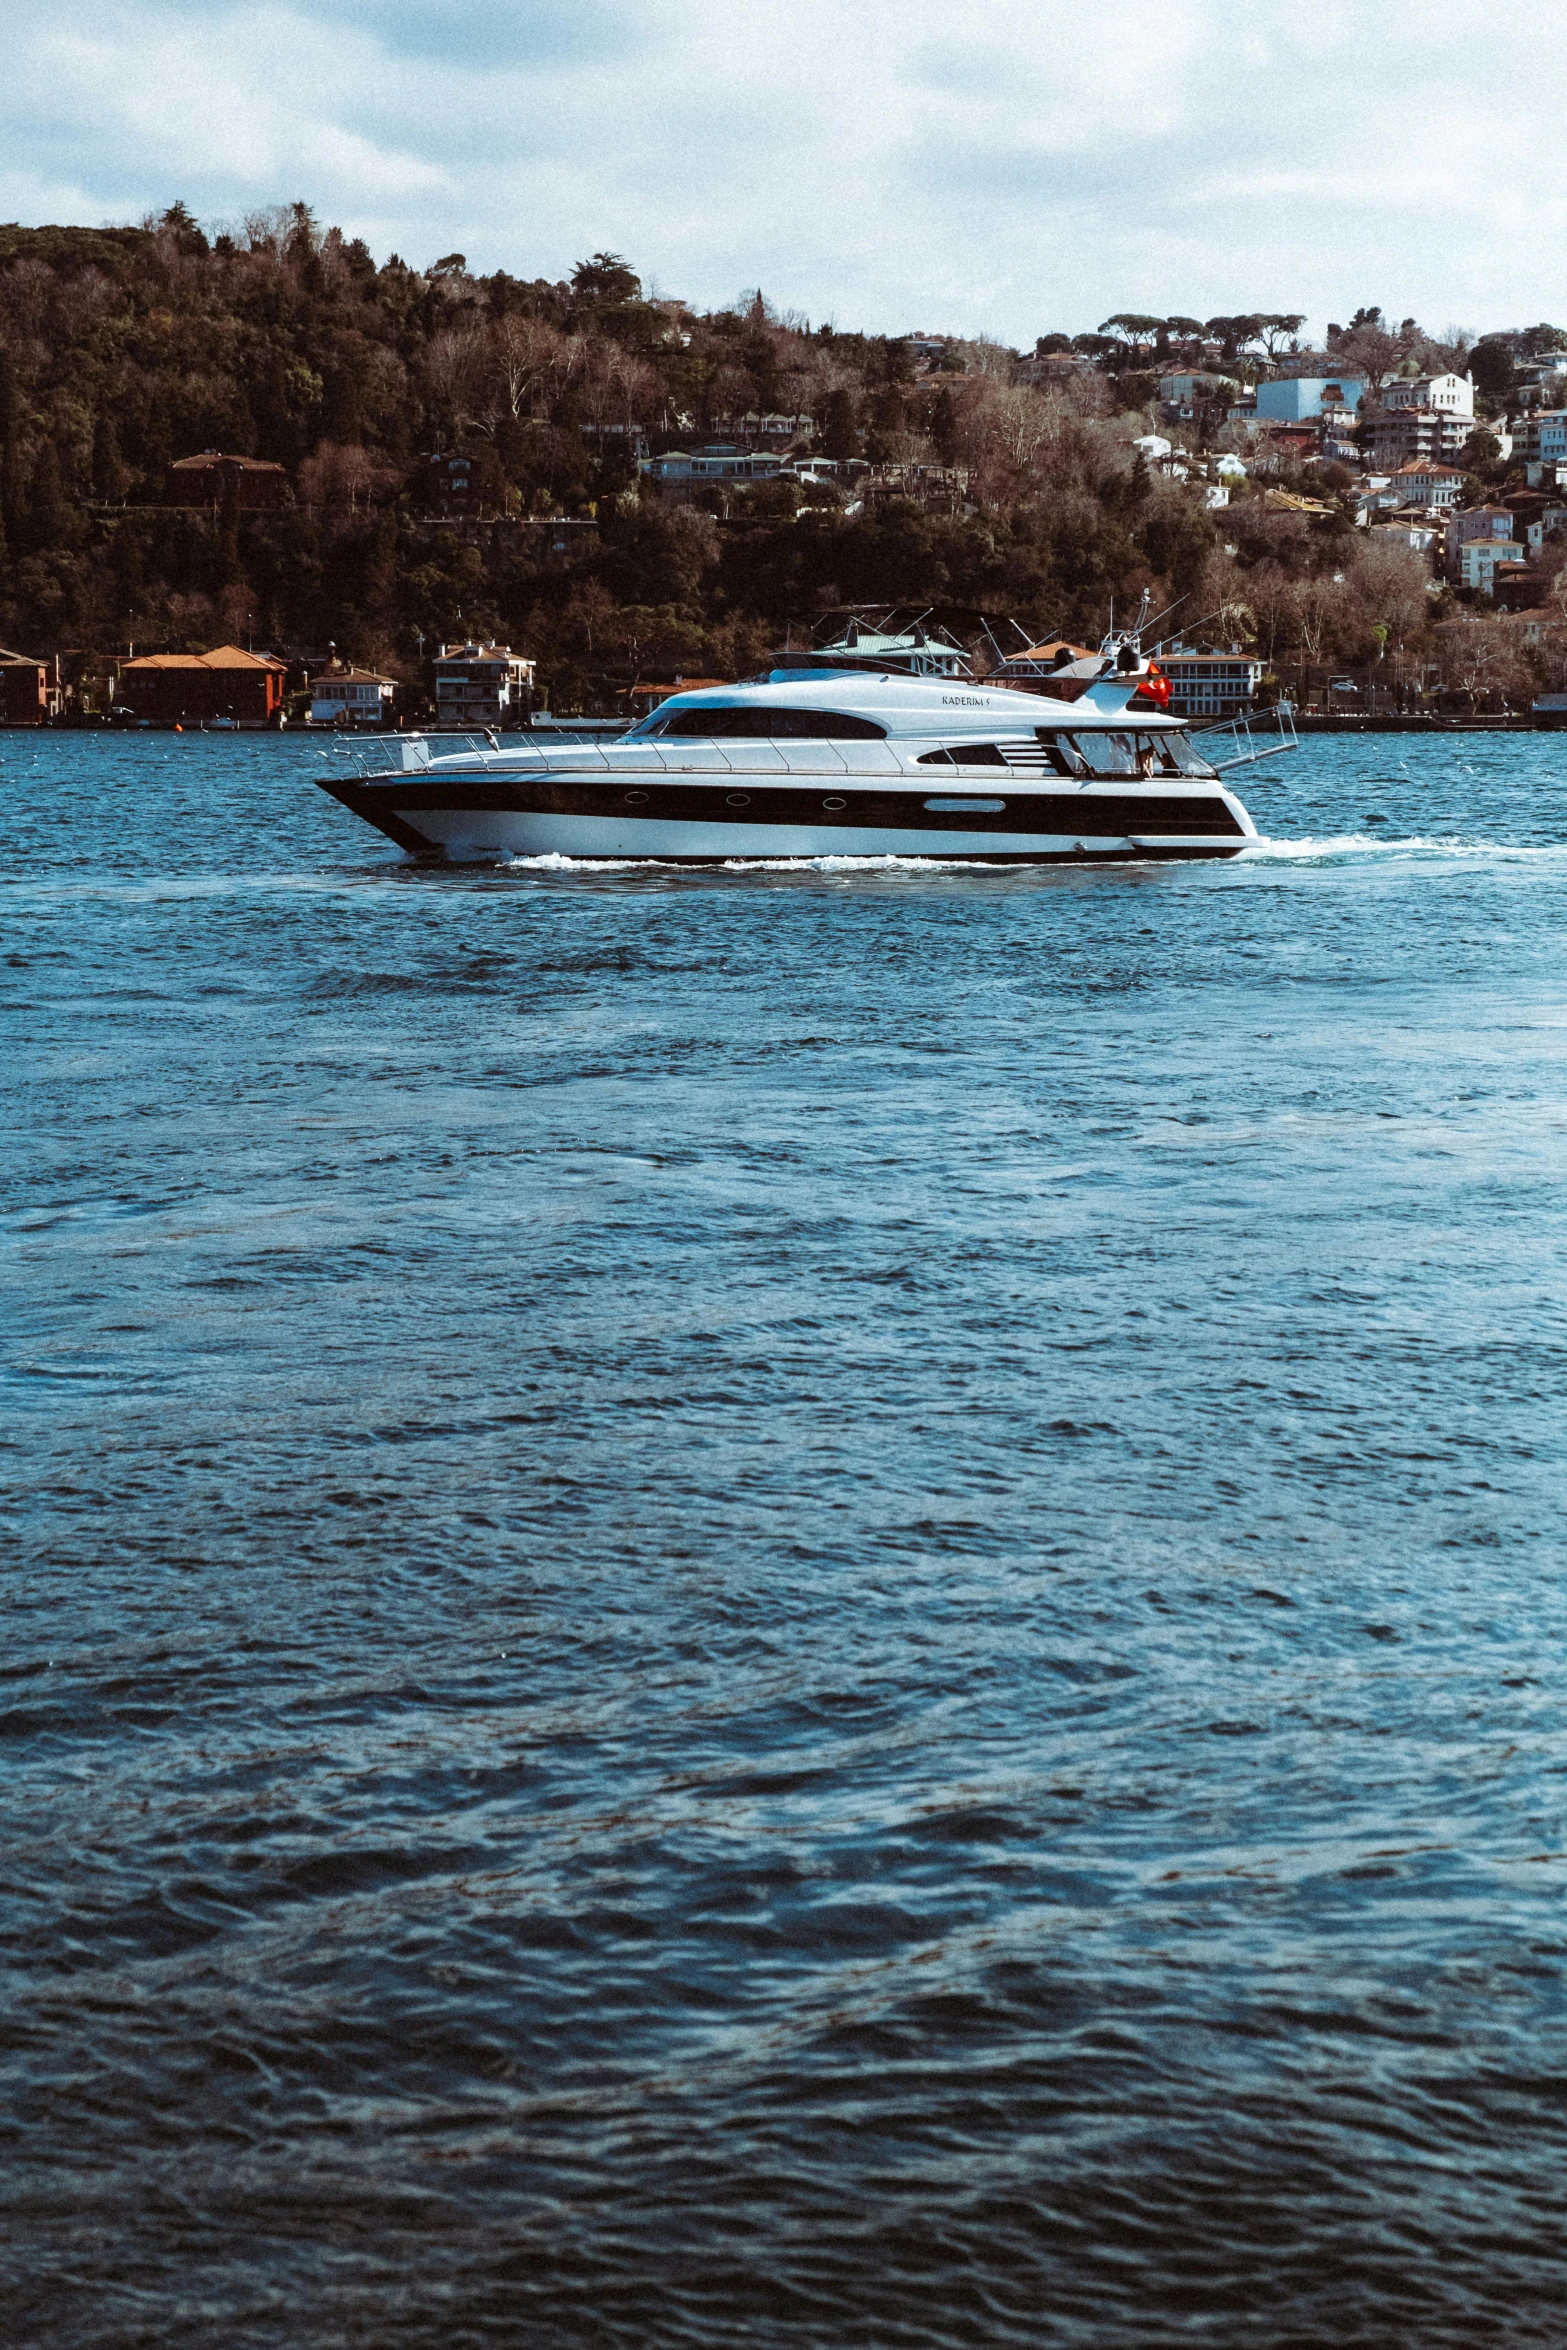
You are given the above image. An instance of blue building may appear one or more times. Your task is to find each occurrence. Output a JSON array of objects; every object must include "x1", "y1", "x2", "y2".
[{"x1": 1253, "y1": 375, "x2": 1366, "y2": 422}]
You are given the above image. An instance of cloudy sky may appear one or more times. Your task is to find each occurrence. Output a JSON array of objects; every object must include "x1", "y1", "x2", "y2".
[{"x1": 4, "y1": 0, "x2": 1564, "y2": 344}]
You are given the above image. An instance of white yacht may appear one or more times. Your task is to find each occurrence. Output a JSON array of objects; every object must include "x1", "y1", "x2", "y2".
[{"x1": 319, "y1": 637, "x2": 1272, "y2": 865}]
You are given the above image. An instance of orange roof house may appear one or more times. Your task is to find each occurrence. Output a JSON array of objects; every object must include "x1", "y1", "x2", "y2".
[
  {"x1": 118, "y1": 644, "x2": 288, "y2": 725},
  {"x1": 0, "y1": 647, "x2": 55, "y2": 725}
]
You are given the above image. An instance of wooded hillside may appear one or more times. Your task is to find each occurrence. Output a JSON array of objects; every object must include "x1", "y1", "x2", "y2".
[{"x1": 0, "y1": 202, "x2": 1526, "y2": 708}]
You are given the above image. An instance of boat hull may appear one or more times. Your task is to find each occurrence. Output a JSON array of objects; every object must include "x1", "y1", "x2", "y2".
[{"x1": 320, "y1": 772, "x2": 1254, "y2": 863}]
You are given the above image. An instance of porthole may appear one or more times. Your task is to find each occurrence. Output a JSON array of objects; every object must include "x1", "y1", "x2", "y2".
[
  {"x1": 624, "y1": 789, "x2": 649, "y2": 804},
  {"x1": 725, "y1": 792, "x2": 751, "y2": 807},
  {"x1": 821, "y1": 795, "x2": 847, "y2": 811}
]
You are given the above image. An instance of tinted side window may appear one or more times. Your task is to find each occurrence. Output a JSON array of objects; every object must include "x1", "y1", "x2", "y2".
[
  {"x1": 660, "y1": 706, "x2": 886, "y2": 739},
  {"x1": 917, "y1": 743, "x2": 1009, "y2": 766}
]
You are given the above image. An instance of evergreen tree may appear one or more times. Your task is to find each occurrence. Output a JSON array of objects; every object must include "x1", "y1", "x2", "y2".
[{"x1": 819, "y1": 386, "x2": 859, "y2": 460}]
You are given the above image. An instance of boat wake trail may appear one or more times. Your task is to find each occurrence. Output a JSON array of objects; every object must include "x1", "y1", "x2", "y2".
[{"x1": 1243, "y1": 832, "x2": 1567, "y2": 865}]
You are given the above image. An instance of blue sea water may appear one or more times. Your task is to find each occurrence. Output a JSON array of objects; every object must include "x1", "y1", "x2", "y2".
[{"x1": 4, "y1": 731, "x2": 1567, "y2": 2347}]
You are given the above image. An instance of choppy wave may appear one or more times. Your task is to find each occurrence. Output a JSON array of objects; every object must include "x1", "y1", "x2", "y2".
[{"x1": 10, "y1": 732, "x2": 1567, "y2": 2349}]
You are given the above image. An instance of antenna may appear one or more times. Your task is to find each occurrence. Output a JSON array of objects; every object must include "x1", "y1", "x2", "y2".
[{"x1": 1141, "y1": 590, "x2": 1191, "y2": 641}]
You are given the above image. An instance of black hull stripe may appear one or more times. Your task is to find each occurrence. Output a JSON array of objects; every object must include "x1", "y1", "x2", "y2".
[{"x1": 322, "y1": 776, "x2": 1246, "y2": 838}]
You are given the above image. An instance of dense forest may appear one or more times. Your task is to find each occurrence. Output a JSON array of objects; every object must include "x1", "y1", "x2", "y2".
[{"x1": 0, "y1": 202, "x2": 1557, "y2": 708}]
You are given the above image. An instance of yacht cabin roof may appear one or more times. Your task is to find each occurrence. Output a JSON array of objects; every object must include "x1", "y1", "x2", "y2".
[{"x1": 630, "y1": 669, "x2": 1168, "y2": 740}]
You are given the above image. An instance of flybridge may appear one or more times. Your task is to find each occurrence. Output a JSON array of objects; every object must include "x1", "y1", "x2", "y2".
[{"x1": 775, "y1": 597, "x2": 1185, "y2": 718}]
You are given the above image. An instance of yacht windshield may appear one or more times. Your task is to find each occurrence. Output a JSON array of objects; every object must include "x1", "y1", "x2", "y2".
[
  {"x1": 639, "y1": 706, "x2": 886, "y2": 739},
  {"x1": 1059, "y1": 730, "x2": 1215, "y2": 779}
]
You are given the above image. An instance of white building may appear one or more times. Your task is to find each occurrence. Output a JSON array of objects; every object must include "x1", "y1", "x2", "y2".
[
  {"x1": 433, "y1": 641, "x2": 536, "y2": 727},
  {"x1": 1445, "y1": 505, "x2": 1517, "y2": 576},
  {"x1": 1372, "y1": 520, "x2": 1441, "y2": 555},
  {"x1": 1389, "y1": 460, "x2": 1466, "y2": 510},
  {"x1": 1380, "y1": 372, "x2": 1475, "y2": 419},
  {"x1": 1153, "y1": 644, "x2": 1266, "y2": 720},
  {"x1": 309, "y1": 663, "x2": 394, "y2": 727},
  {"x1": 1458, "y1": 539, "x2": 1528, "y2": 594}
]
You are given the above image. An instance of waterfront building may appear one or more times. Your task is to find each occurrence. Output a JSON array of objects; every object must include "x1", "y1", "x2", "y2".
[
  {"x1": 166, "y1": 451, "x2": 288, "y2": 511},
  {"x1": 1152, "y1": 644, "x2": 1265, "y2": 720},
  {"x1": 117, "y1": 644, "x2": 287, "y2": 724},
  {"x1": 309, "y1": 662, "x2": 395, "y2": 726},
  {"x1": 433, "y1": 641, "x2": 535, "y2": 727},
  {"x1": 0, "y1": 647, "x2": 55, "y2": 724}
]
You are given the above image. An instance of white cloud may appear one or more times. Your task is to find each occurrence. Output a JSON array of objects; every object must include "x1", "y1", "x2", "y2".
[{"x1": 4, "y1": 0, "x2": 1567, "y2": 341}]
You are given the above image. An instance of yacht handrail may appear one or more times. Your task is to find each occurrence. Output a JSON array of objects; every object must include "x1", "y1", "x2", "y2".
[{"x1": 1191, "y1": 707, "x2": 1299, "y2": 772}]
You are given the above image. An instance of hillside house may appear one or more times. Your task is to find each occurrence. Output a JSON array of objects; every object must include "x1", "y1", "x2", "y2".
[
  {"x1": 1388, "y1": 460, "x2": 1465, "y2": 511},
  {"x1": 1380, "y1": 373, "x2": 1474, "y2": 419},
  {"x1": 166, "y1": 452, "x2": 288, "y2": 510},
  {"x1": 1446, "y1": 505, "x2": 1518, "y2": 577},
  {"x1": 1458, "y1": 539, "x2": 1529, "y2": 594}
]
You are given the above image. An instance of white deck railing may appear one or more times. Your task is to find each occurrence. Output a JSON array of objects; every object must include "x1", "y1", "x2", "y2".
[{"x1": 1191, "y1": 707, "x2": 1299, "y2": 772}]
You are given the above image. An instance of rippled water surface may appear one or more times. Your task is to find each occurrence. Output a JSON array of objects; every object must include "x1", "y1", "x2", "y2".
[{"x1": 6, "y1": 733, "x2": 1567, "y2": 2347}]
